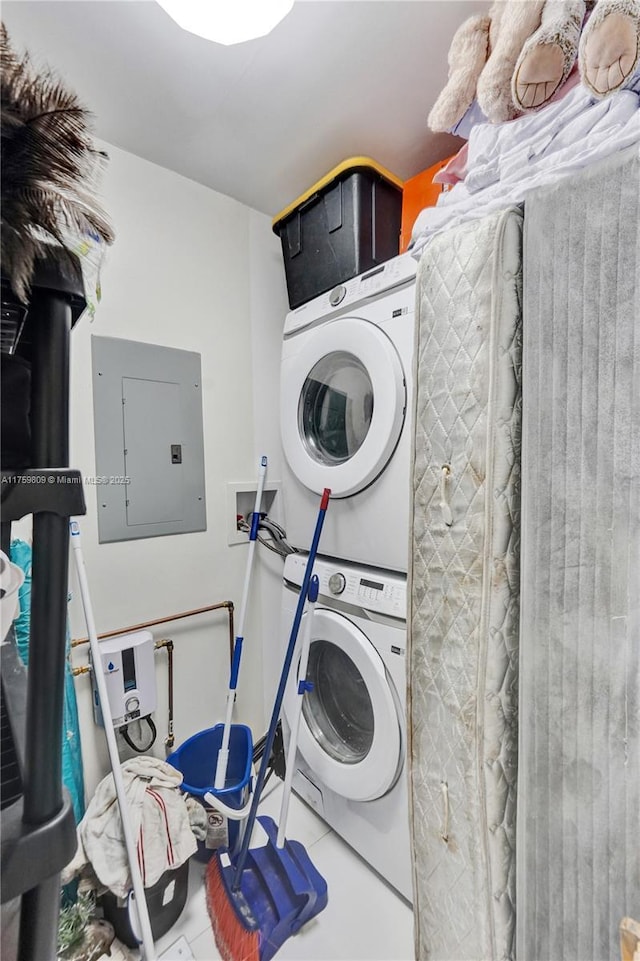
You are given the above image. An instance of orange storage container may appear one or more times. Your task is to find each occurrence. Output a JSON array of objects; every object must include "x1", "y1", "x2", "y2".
[{"x1": 400, "y1": 156, "x2": 454, "y2": 253}]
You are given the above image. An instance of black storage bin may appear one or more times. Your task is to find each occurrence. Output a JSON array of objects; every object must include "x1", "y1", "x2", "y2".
[
  {"x1": 273, "y1": 157, "x2": 403, "y2": 310},
  {"x1": 100, "y1": 859, "x2": 189, "y2": 949}
]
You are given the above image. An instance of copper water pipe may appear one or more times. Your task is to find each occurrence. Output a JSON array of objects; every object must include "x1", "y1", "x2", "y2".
[
  {"x1": 71, "y1": 603, "x2": 235, "y2": 750},
  {"x1": 71, "y1": 601, "x2": 236, "y2": 664},
  {"x1": 71, "y1": 665, "x2": 91, "y2": 677},
  {"x1": 155, "y1": 639, "x2": 175, "y2": 750}
]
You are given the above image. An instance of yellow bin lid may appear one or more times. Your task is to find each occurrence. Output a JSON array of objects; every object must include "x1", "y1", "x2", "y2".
[{"x1": 272, "y1": 156, "x2": 403, "y2": 233}]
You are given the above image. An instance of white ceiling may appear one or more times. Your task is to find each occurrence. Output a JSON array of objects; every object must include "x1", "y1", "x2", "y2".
[{"x1": 2, "y1": 0, "x2": 481, "y2": 218}]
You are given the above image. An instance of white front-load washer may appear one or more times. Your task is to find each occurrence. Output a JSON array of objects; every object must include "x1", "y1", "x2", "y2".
[
  {"x1": 275, "y1": 551, "x2": 412, "y2": 903},
  {"x1": 280, "y1": 253, "x2": 417, "y2": 572}
]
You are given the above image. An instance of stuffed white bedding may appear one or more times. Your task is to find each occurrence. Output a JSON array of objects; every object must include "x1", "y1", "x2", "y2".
[{"x1": 411, "y1": 83, "x2": 640, "y2": 255}]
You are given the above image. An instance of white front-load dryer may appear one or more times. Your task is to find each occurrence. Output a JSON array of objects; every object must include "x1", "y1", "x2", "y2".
[
  {"x1": 275, "y1": 552, "x2": 412, "y2": 903},
  {"x1": 280, "y1": 253, "x2": 417, "y2": 572}
]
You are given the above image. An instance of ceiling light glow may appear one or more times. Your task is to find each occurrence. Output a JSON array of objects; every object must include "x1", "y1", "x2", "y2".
[{"x1": 156, "y1": 1, "x2": 295, "y2": 46}]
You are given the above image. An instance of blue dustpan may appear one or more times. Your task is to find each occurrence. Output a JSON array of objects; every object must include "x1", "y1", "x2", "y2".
[{"x1": 236, "y1": 815, "x2": 328, "y2": 961}]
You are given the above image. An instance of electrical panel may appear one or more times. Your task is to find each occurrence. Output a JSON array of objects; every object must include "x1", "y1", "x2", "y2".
[{"x1": 91, "y1": 335, "x2": 207, "y2": 543}]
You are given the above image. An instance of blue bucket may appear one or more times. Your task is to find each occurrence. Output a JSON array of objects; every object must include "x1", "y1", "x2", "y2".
[{"x1": 167, "y1": 723, "x2": 253, "y2": 862}]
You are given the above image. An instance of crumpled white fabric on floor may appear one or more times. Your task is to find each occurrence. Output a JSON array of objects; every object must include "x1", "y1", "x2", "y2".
[{"x1": 63, "y1": 755, "x2": 203, "y2": 898}]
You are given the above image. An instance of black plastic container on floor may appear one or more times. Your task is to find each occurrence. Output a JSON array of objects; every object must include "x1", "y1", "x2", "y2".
[
  {"x1": 100, "y1": 859, "x2": 189, "y2": 949},
  {"x1": 273, "y1": 158, "x2": 403, "y2": 310}
]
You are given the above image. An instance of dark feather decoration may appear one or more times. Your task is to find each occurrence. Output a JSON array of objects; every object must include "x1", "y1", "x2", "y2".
[{"x1": 1, "y1": 23, "x2": 115, "y2": 302}]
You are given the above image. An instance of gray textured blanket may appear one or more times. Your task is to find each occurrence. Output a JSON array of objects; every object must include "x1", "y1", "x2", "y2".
[{"x1": 517, "y1": 145, "x2": 640, "y2": 961}]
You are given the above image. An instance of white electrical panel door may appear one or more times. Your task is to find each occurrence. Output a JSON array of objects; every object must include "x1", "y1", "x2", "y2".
[{"x1": 123, "y1": 377, "x2": 183, "y2": 526}]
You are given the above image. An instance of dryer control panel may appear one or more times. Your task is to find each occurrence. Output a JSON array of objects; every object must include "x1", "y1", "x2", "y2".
[
  {"x1": 284, "y1": 252, "x2": 417, "y2": 337},
  {"x1": 284, "y1": 553, "x2": 407, "y2": 620}
]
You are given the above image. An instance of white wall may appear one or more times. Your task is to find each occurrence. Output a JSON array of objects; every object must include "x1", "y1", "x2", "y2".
[
  {"x1": 63, "y1": 143, "x2": 288, "y2": 796},
  {"x1": 247, "y1": 211, "x2": 291, "y2": 718}
]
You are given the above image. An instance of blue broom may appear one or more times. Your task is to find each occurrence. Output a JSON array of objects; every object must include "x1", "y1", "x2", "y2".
[{"x1": 205, "y1": 489, "x2": 330, "y2": 961}]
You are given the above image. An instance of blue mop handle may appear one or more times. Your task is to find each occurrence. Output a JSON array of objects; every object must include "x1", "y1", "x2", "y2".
[
  {"x1": 276, "y1": 574, "x2": 319, "y2": 849},
  {"x1": 214, "y1": 455, "x2": 268, "y2": 791},
  {"x1": 232, "y1": 488, "x2": 331, "y2": 890},
  {"x1": 229, "y1": 456, "x2": 268, "y2": 690}
]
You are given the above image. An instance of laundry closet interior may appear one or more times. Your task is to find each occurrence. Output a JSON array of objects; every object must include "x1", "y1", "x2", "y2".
[{"x1": 0, "y1": 3, "x2": 638, "y2": 961}]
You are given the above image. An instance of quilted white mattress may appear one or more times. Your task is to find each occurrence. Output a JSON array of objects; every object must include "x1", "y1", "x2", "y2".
[{"x1": 408, "y1": 207, "x2": 523, "y2": 961}]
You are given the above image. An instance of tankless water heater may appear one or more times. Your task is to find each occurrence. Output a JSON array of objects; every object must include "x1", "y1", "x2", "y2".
[{"x1": 92, "y1": 629, "x2": 157, "y2": 728}]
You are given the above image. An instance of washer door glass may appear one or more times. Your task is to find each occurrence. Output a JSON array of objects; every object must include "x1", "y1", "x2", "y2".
[
  {"x1": 285, "y1": 608, "x2": 402, "y2": 801},
  {"x1": 300, "y1": 353, "x2": 373, "y2": 465},
  {"x1": 281, "y1": 317, "x2": 405, "y2": 498},
  {"x1": 302, "y1": 640, "x2": 374, "y2": 763}
]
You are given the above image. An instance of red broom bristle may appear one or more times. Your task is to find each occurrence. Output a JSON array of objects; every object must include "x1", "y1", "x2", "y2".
[{"x1": 206, "y1": 855, "x2": 260, "y2": 961}]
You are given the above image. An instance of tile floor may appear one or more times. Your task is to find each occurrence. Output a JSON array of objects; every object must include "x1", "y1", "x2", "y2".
[{"x1": 149, "y1": 780, "x2": 414, "y2": 961}]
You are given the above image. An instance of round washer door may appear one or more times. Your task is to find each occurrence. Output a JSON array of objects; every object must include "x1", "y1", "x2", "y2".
[
  {"x1": 283, "y1": 608, "x2": 402, "y2": 801},
  {"x1": 280, "y1": 318, "x2": 406, "y2": 498}
]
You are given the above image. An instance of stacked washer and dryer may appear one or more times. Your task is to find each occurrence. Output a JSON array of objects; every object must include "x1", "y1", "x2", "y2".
[{"x1": 275, "y1": 253, "x2": 417, "y2": 903}]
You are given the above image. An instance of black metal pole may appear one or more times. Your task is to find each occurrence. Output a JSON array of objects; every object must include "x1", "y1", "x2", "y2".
[
  {"x1": 1, "y1": 521, "x2": 12, "y2": 556},
  {"x1": 18, "y1": 876, "x2": 61, "y2": 961},
  {"x1": 21, "y1": 288, "x2": 71, "y2": 825},
  {"x1": 18, "y1": 289, "x2": 72, "y2": 961}
]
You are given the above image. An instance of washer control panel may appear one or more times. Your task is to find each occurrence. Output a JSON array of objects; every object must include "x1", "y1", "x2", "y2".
[
  {"x1": 284, "y1": 553, "x2": 406, "y2": 619},
  {"x1": 328, "y1": 572, "x2": 347, "y2": 595}
]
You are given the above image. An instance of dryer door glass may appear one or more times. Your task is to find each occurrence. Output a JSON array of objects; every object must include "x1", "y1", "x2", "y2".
[
  {"x1": 299, "y1": 353, "x2": 373, "y2": 465},
  {"x1": 302, "y1": 640, "x2": 374, "y2": 763},
  {"x1": 281, "y1": 317, "x2": 406, "y2": 497}
]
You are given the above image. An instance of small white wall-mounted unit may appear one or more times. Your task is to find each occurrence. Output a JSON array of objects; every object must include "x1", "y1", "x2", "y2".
[{"x1": 92, "y1": 630, "x2": 157, "y2": 728}]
